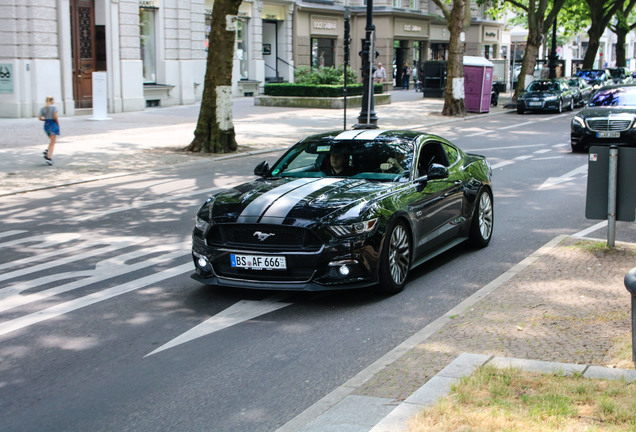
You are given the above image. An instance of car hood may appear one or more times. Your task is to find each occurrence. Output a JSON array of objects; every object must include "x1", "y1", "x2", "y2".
[
  {"x1": 579, "y1": 106, "x2": 636, "y2": 118},
  {"x1": 206, "y1": 177, "x2": 396, "y2": 226}
]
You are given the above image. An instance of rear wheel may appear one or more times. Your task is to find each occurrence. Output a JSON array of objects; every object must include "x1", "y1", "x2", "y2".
[
  {"x1": 376, "y1": 221, "x2": 411, "y2": 294},
  {"x1": 557, "y1": 99, "x2": 563, "y2": 113},
  {"x1": 568, "y1": 98, "x2": 574, "y2": 111},
  {"x1": 469, "y1": 189, "x2": 494, "y2": 248}
]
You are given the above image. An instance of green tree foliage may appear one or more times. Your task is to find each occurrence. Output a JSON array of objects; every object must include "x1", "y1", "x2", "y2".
[{"x1": 608, "y1": 0, "x2": 636, "y2": 67}]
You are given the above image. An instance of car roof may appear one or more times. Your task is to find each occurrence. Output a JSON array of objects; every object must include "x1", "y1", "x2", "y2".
[{"x1": 302, "y1": 129, "x2": 440, "y2": 144}]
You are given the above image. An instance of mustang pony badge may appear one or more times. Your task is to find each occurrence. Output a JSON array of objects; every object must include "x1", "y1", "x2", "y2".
[{"x1": 253, "y1": 231, "x2": 275, "y2": 241}]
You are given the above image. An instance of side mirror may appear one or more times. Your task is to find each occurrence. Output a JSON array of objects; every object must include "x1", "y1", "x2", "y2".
[
  {"x1": 254, "y1": 161, "x2": 269, "y2": 177},
  {"x1": 427, "y1": 163, "x2": 449, "y2": 180}
]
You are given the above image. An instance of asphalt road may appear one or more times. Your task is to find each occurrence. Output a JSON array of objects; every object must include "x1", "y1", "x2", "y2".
[{"x1": 1, "y1": 110, "x2": 635, "y2": 432}]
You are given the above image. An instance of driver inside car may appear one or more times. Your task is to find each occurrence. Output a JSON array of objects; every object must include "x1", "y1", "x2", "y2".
[{"x1": 323, "y1": 148, "x2": 356, "y2": 176}]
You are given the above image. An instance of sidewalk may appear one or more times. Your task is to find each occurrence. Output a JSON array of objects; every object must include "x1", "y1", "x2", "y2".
[
  {"x1": 1, "y1": 90, "x2": 634, "y2": 431},
  {"x1": 284, "y1": 235, "x2": 636, "y2": 431},
  {"x1": 0, "y1": 90, "x2": 507, "y2": 196}
]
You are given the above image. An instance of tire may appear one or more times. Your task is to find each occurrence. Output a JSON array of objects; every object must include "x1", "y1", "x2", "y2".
[
  {"x1": 568, "y1": 98, "x2": 574, "y2": 111},
  {"x1": 469, "y1": 189, "x2": 494, "y2": 248},
  {"x1": 557, "y1": 99, "x2": 563, "y2": 113},
  {"x1": 376, "y1": 221, "x2": 411, "y2": 294},
  {"x1": 517, "y1": 107, "x2": 524, "y2": 114},
  {"x1": 571, "y1": 140, "x2": 586, "y2": 153}
]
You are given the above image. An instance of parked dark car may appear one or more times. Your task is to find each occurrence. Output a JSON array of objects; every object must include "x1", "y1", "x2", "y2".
[
  {"x1": 191, "y1": 130, "x2": 494, "y2": 294},
  {"x1": 517, "y1": 79, "x2": 575, "y2": 114},
  {"x1": 608, "y1": 67, "x2": 634, "y2": 85},
  {"x1": 576, "y1": 69, "x2": 613, "y2": 89},
  {"x1": 571, "y1": 84, "x2": 636, "y2": 152},
  {"x1": 566, "y1": 77, "x2": 594, "y2": 107}
]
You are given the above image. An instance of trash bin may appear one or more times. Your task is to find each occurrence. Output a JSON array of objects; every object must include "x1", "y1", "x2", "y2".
[{"x1": 463, "y1": 56, "x2": 494, "y2": 113}]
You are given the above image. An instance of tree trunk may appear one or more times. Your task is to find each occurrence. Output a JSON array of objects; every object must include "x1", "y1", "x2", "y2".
[
  {"x1": 441, "y1": 0, "x2": 466, "y2": 116},
  {"x1": 185, "y1": 0, "x2": 242, "y2": 153},
  {"x1": 582, "y1": 27, "x2": 602, "y2": 69},
  {"x1": 615, "y1": 27, "x2": 626, "y2": 67},
  {"x1": 513, "y1": 32, "x2": 542, "y2": 101}
]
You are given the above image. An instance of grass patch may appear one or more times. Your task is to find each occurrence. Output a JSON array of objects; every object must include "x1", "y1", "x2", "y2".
[
  {"x1": 608, "y1": 332, "x2": 635, "y2": 370},
  {"x1": 410, "y1": 365, "x2": 636, "y2": 432}
]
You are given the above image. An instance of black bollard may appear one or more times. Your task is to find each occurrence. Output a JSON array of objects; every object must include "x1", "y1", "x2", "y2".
[{"x1": 624, "y1": 267, "x2": 636, "y2": 363}]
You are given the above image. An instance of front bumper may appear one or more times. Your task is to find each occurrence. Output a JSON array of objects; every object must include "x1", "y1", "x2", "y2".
[
  {"x1": 191, "y1": 232, "x2": 381, "y2": 291},
  {"x1": 518, "y1": 99, "x2": 560, "y2": 112},
  {"x1": 571, "y1": 125, "x2": 636, "y2": 150}
]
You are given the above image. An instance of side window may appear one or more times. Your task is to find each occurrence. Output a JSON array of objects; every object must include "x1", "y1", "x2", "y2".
[
  {"x1": 417, "y1": 142, "x2": 449, "y2": 176},
  {"x1": 443, "y1": 143, "x2": 459, "y2": 166}
]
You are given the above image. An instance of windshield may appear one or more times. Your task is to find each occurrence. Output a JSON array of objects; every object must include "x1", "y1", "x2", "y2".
[
  {"x1": 588, "y1": 86, "x2": 636, "y2": 107},
  {"x1": 577, "y1": 70, "x2": 604, "y2": 80},
  {"x1": 269, "y1": 138, "x2": 415, "y2": 182},
  {"x1": 527, "y1": 81, "x2": 558, "y2": 92},
  {"x1": 608, "y1": 69, "x2": 623, "y2": 78}
]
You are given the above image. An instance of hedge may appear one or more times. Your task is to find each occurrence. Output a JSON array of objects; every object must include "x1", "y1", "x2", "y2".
[{"x1": 263, "y1": 83, "x2": 384, "y2": 97}]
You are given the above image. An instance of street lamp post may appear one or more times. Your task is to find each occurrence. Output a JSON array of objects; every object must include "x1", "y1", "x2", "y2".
[
  {"x1": 548, "y1": 18, "x2": 558, "y2": 79},
  {"x1": 354, "y1": 0, "x2": 378, "y2": 129}
]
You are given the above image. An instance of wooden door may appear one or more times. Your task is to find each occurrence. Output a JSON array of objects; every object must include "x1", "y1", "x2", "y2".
[{"x1": 71, "y1": 0, "x2": 95, "y2": 108}]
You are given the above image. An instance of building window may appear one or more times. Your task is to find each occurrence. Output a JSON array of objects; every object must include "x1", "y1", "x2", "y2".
[
  {"x1": 311, "y1": 38, "x2": 335, "y2": 68},
  {"x1": 409, "y1": 0, "x2": 419, "y2": 9},
  {"x1": 393, "y1": 0, "x2": 402, "y2": 7},
  {"x1": 140, "y1": 7, "x2": 157, "y2": 84}
]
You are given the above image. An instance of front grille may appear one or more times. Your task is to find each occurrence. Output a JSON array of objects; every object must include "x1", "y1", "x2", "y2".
[
  {"x1": 586, "y1": 118, "x2": 633, "y2": 132},
  {"x1": 207, "y1": 224, "x2": 323, "y2": 252}
]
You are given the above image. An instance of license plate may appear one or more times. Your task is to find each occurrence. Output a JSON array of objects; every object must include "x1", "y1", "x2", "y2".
[
  {"x1": 231, "y1": 254, "x2": 287, "y2": 270},
  {"x1": 528, "y1": 101, "x2": 542, "y2": 107},
  {"x1": 597, "y1": 132, "x2": 620, "y2": 138}
]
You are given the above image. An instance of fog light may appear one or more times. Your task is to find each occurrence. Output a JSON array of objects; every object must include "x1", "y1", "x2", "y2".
[{"x1": 339, "y1": 265, "x2": 350, "y2": 276}]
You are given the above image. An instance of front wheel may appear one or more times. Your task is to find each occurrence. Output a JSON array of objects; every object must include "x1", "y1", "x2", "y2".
[
  {"x1": 557, "y1": 99, "x2": 563, "y2": 113},
  {"x1": 376, "y1": 221, "x2": 411, "y2": 294},
  {"x1": 469, "y1": 189, "x2": 494, "y2": 248},
  {"x1": 568, "y1": 98, "x2": 574, "y2": 111}
]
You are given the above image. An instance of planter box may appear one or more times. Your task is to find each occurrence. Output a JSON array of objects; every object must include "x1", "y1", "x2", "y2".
[{"x1": 254, "y1": 93, "x2": 391, "y2": 109}]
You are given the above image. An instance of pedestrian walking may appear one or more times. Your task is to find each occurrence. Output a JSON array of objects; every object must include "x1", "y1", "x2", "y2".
[
  {"x1": 38, "y1": 96, "x2": 59, "y2": 165},
  {"x1": 401, "y1": 63, "x2": 411, "y2": 90}
]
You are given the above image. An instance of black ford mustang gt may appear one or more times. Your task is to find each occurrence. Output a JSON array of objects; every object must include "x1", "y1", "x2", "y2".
[{"x1": 191, "y1": 129, "x2": 493, "y2": 293}]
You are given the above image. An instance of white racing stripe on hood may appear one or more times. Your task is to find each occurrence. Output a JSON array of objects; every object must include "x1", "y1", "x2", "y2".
[
  {"x1": 236, "y1": 178, "x2": 315, "y2": 223},
  {"x1": 258, "y1": 177, "x2": 346, "y2": 224},
  {"x1": 334, "y1": 129, "x2": 387, "y2": 140}
]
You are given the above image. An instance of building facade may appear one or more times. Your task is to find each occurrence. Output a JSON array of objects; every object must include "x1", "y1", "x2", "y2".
[{"x1": 0, "y1": 0, "x2": 505, "y2": 118}]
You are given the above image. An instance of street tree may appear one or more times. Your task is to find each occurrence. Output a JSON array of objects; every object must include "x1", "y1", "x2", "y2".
[
  {"x1": 430, "y1": 0, "x2": 472, "y2": 116},
  {"x1": 185, "y1": 0, "x2": 242, "y2": 153},
  {"x1": 608, "y1": 0, "x2": 636, "y2": 67},
  {"x1": 580, "y1": 0, "x2": 622, "y2": 69},
  {"x1": 491, "y1": 0, "x2": 566, "y2": 101}
]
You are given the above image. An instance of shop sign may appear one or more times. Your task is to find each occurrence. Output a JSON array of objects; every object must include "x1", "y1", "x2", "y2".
[
  {"x1": 483, "y1": 26, "x2": 498, "y2": 42},
  {"x1": 262, "y1": 5, "x2": 286, "y2": 20},
  {"x1": 0, "y1": 64, "x2": 13, "y2": 94},
  {"x1": 311, "y1": 16, "x2": 338, "y2": 35},
  {"x1": 394, "y1": 19, "x2": 428, "y2": 37},
  {"x1": 139, "y1": 0, "x2": 159, "y2": 8}
]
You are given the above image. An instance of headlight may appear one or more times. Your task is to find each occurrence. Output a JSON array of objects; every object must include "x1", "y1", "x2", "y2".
[
  {"x1": 328, "y1": 218, "x2": 378, "y2": 237},
  {"x1": 195, "y1": 216, "x2": 210, "y2": 232},
  {"x1": 572, "y1": 116, "x2": 585, "y2": 128}
]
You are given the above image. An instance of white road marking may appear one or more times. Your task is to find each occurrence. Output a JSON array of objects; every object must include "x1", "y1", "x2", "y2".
[
  {"x1": 0, "y1": 230, "x2": 28, "y2": 239},
  {"x1": 69, "y1": 186, "x2": 223, "y2": 222},
  {"x1": 0, "y1": 235, "x2": 147, "y2": 277},
  {"x1": 573, "y1": 221, "x2": 607, "y2": 238},
  {"x1": 534, "y1": 149, "x2": 551, "y2": 154},
  {"x1": 0, "y1": 263, "x2": 192, "y2": 338},
  {"x1": 0, "y1": 242, "x2": 188, "y2": 312},
  {"x1": 145, "y1": 295, "x2": 292, "y2": 357},
  {"x1": 490, "y1": 161, "x2": 514, "y2": 169},
  {"x1": 514, "y1": 155, "x2": 533, "y2": 160},
  {"x1": 538, "y1": 164, "x2": 587, "y2": 190}
]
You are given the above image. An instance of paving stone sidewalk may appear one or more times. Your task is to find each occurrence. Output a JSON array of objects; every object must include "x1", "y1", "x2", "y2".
[{"x1": 355, "y1": 235, "x2": 636, "y2": 403}]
